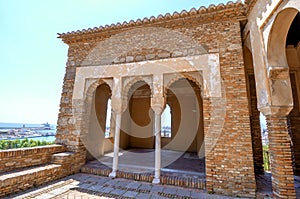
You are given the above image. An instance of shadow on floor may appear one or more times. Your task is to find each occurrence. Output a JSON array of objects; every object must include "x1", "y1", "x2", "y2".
[{"x1": 256, "y1": 172, "x2": 300, "y2": 198}]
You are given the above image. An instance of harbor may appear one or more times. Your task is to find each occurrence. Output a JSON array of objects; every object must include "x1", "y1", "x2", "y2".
[{"x1": 0, "y1": 122, "x2": 56, "y2": 141}]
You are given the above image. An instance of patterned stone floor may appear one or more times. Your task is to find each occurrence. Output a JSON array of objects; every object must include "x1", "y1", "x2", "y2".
[
  {"x1": 96, "y1": 149, "x2": 205, "y2": 174},
  {"x1": 7, "y1": 173, "x2": 243, "y2": 199},
  {"x1": 4, "y1": 172, "x2": 300, "y2": 198}
]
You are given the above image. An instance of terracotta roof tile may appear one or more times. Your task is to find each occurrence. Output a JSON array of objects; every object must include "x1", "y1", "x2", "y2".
[{"x1": 58, "y1": 0, "x2": 246, "y2": 38}]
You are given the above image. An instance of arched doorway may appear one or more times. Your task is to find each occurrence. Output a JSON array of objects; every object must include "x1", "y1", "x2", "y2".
[
  {"x1": 97, "y1": 80, "x2": 158, "y2": 173},
  {"x1": 162, "y1": 78, "x2": 205, "y2": 174},
  {"x1": 120, "y1": 80, "x2": 154, "y2": 150},
  {"x1": 85, "y1": 83, "x2": 114, "y2": 162}
]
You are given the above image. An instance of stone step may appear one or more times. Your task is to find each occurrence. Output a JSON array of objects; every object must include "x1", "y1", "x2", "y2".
[
  {"x1": 81, "y1": 162, "x2": 206, "y2": 190},
  {"x1": 0, "y1": 164, "x2": 62, "y2": 197},
  {"x1": 51, "y1": 152, "x2": 75, "y2": 165}
]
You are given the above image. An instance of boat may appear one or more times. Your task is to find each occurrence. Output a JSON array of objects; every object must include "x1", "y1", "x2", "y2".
[{"x1": 41, "y1": 122, "x2": 52, "y2": 130}]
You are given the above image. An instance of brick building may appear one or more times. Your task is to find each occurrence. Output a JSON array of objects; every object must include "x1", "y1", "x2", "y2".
[{"x1": 54, "y1": 0, "x2": 300, "y2": 198}]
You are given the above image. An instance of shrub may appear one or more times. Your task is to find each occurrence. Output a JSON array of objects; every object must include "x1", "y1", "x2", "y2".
[{"x1": 0, "y1": 139, "x2": 54, "y2": 150}]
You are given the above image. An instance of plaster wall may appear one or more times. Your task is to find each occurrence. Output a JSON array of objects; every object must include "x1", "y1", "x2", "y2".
[
  {"x1": 163, "y1": 95, "x2": 199, "y2": 152},
  {"x1": 129, "y1": 90, "x2": 155, "y2": 149}
]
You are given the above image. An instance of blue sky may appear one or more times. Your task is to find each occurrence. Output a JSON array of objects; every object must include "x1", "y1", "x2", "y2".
[{"x1": 0, "y1": 0, "x2": 228, "y2": 124}]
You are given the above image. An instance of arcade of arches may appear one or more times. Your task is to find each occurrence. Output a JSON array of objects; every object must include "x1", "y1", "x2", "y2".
[{"x1": 56, "y1": 0, "x2": 300, "y2": 198}]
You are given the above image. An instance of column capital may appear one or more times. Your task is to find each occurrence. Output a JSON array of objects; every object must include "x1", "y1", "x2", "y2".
[
  {"x1": 151, "y1": 95, "x2": 165, "y2": 114},
  {"x1": 111, "y1": 77, "x2": 124, "y2": 114},
  {"x1": 259, "y1": 105, "x2": 293, "y2": 117}
]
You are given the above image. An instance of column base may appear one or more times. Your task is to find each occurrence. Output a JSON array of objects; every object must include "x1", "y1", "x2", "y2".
[
  {"x1": 109, "y1": 171, "x2": 117, "y2": 178},
  {"x1": 152, "y1": 177, "x2": 160, "y2": 184}
]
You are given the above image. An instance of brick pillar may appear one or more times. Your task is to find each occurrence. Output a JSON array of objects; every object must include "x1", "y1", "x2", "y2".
[
  {"x1": 289, "y1": 116, "x2": 300, "y2": 175},
  {"x1": 266, "y1": 116, "x2": 296, "y2": 198}
]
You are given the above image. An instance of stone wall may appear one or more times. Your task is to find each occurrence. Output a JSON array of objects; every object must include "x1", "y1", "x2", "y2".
[{"x1": 0, "y1": 145, "x2": 65, "y2": 173}]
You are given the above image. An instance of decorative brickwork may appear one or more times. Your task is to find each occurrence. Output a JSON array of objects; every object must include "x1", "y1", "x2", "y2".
[{"x1": 266, "y1": 116, "x2": 296, "y2": 198}]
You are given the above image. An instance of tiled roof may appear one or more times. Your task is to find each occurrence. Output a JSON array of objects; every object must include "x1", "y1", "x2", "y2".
[{"x1": 58, "y1": 0, "x2": 245, "y2": 38}]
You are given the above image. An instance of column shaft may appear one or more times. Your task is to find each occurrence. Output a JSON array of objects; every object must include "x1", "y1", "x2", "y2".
[
  {"x1": 109, "y1": 113, "x2": 121, "y2": 178},
  {"x1": 152, "y1": 112, "x2": 161, "y2": 184}
]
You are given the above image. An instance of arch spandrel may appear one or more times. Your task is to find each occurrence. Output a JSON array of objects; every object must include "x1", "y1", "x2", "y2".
[
  {"x1": 122, "y1": 76, "x2": 153, "y2": 111},
  {"x1": 164, "y1": 72, "x2": 204, "y2": 99},
  {"x1": 84, "y1": 78, "x2": 113, "y2": 100}
]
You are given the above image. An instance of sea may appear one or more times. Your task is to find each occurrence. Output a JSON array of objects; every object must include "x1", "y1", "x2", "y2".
[{"x1": 0, "y1": 122, "x2": 56, "y2": 142}]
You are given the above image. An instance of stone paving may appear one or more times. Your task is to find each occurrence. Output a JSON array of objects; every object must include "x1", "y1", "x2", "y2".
[{"x1": 7, "y1": 173, "x2": 243, "y2": 199}]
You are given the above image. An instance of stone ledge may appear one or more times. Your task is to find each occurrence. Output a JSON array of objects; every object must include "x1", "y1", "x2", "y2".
[
  {"x1": 0, "y1": 144, "x2": 65, "y2": 158},
  {"x1": 52, "y1": 152, "x2": 75, "y2": 164}
]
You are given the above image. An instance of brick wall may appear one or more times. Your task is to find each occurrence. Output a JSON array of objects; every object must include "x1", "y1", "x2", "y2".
[
  {"x1": 248, "y1": 74, "x2": 264, "y2": 174},
  {"x1": 0, "y1": 164, "x2": 62, "y2": 197},
  {"x1": 203, "y1": 21, "x2": 256, "y2": 193},
  {"x1": 0, "y1": 145, "x2": 65, "y2": 173}
]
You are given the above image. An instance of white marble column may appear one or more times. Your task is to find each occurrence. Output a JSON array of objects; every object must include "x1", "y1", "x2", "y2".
[
  {"x1": 109, "y1": 113, "x2": 121, "y2": 178},
  {"x1": 109, "y1": 77, "x2": 123, "y2": 178},
  {"x1": 152, "y1": 109, "x2": 162, "y2": 184},
  {"x1": 151, "y1": 75, "x2": 164, "y2": 184}
]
